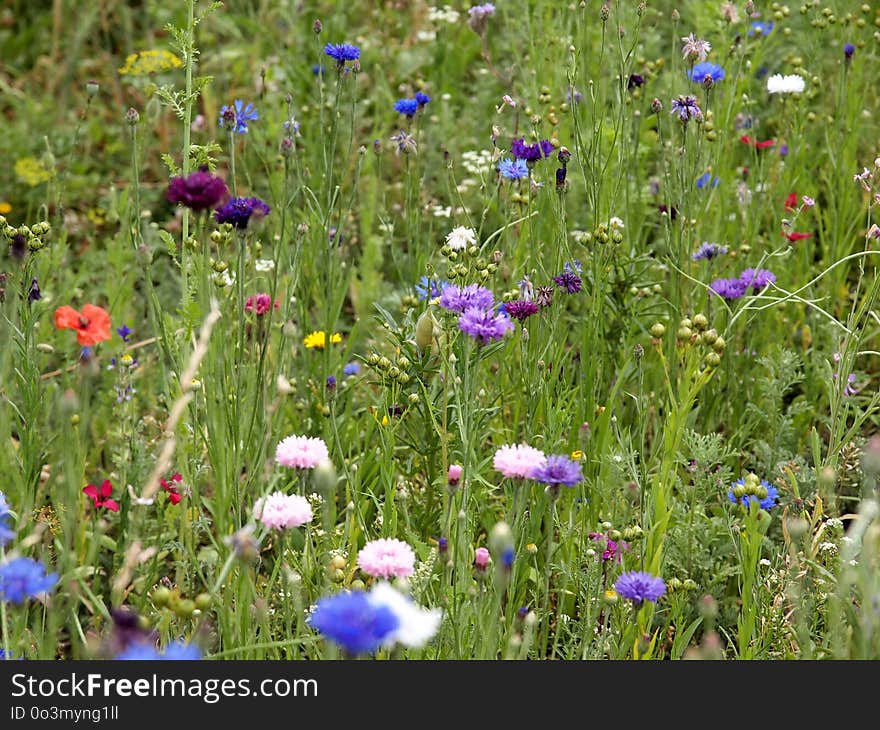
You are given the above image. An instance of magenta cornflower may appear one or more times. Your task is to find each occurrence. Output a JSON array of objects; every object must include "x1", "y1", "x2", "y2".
[
  {"x1": 357, "y1": 538, "x2": 416, "y2": 579},
  {"x1": 505, "y1": 300, "x2": 539, "y2": 322},
  {"x1": 275, "y1": 435, "x2": 330, "y2": 469},
  {"x1": 253, "y1": 492, "x2": 313, "y2": 530},
  {"x1": 167, "y1": 167, "x2": 228, "y2": 212},
  {"x1": 458, "y1": 307, "x2": 514, "y2": 344},
  {"x1": 245, "y1": 293, "x2": 279, "y2": 316},
  {"x1": 493, "y1": 444, "x2": 546, "y2": 479}
]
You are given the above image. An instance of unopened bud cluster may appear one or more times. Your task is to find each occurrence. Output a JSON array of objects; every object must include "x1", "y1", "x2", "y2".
[
  {"x1": 673, "y1": 312, "x2": 726, "y2": 369},
  {"x1": 1, "y1": 217, "x2": 51, "y2": 254},
  {"x1": 439, "y1": 244, "x2": 499, "y2": 286},
  {"x1": 731, "y1": 472, "x2": 769, "y2": 502},
  {"x1": 151, "y1": 585, "x2": 212, "y2": 619}
]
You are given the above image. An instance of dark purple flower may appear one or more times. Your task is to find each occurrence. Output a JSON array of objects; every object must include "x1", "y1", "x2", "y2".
[
  {"x1": 511, "y1": 138, "x2": 553, "y2": 162},
  {"x1": 844, "y1": 43, "x2": 855, "y2": 61},
  {"x1": 739, "y1": 268, "x2": 776, "y2": 292},
  {"x1": 552, "y1": 270, "x2": 582, "y2": 294},
  {"x1": 167, "y1": 167, "x2": 229, "y2": 212},
  {"x1": 627, "y1": 73, "x2": 645, "y2": 91},
  {"x1": 116, "y1": 324, "x2": 133, "y2": 342},
  {"x1": 614, "y1": 571, "x2": 666, "y2": 605},
  {"x1": 439, "y1": 284, "x2": 494, "y2": 313},
  {"x1": 27, "y1": 277, "x2": 41, "y2": 304},
  {"x1": 326, "y1": 375, "x2": 337, "y2": 390},
  {"x1": 505, "y1": 299, "x2": 539, "y2": 322},
  {"x1": 539, "y1": 140, "x2": 554, "y2": 157},
  {"x1": 556, "y1": 167, "x2": 567, "y2": 189},
  {"x1": 214, "y1": 197, "x2": 271, "y2": 229},
  {"x1": 457, "y1": 306, "x2": 514, "y2": 344},
  {"x1": 710, "y1": 277, "x2": 747, "y2": 300},
  {"x1": 530, "y1": 454, "x2": 583, "y2": 487}
]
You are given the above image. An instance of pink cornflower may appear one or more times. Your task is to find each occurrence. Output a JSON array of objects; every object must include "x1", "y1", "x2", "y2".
[
  {"x1": 275, "y1": 435, "x2": 330, "y2": 469},
  {"x1": 357, "y1": 538, "x2": 416, "y2": 579},
  {"x1": 474, "y1": 547, "x2": 491, "y2": 570},
  {"x1": 493, "y1": 443, "x2": 546, "y2": 479},
  {"x1": 448, "y1": 464, "x2": 463, "y2": 486},
  {"x1": 253, "y1": 492, "x2": 313, "y2": 530},
  {"x1": 681, "y1": 33, "x2": 711, "y2": 63},
  {"x1": 245, "y1": 293, "x2": 280, "y2": 316}
]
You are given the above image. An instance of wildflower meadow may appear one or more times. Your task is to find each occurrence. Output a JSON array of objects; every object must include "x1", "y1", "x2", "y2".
[{"x1": 2, "y1": 0, "x2": 880, "y2": 663}]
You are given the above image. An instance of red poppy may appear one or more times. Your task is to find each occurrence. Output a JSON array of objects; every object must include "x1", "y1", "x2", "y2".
[
  {"x1": 160, "y1": 473, "x2": 183, "y2": 505},
  {"x1": 740, "y1": 135, "x2": 775, "y2": 149},
  {"x1": 55, "y1": 304, "x2": 112, "y2": 346},
  {"x1": 784, "y1": 192, "x2": 799, "y2": 212},
  {"x1": 783, "y1": 230, "x2": 812, "y2": 242},
  {"x1": 83, "y1": 480, "x2": 120, "y2": 512}
]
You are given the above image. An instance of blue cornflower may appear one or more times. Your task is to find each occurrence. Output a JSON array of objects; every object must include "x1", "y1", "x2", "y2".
[
  {"x1": 415, "y1": 276, "x2": 447, "y2": 301},
  {"x1": 415, "y1": 91, "x2": 431, "y2": 106},
  {"x1": 219, "y1": 100, "x2": 258, "y2": 134},
  {"x1": 563, "y1": 259, "x2": 582, "y2": 274},
  {"x1": 748, "y1": 21, "x2": 774, "y2": 37},
  {"x1": 530, "y1": 455, "x2": 584, "y2": 487},
  {"x1": 324, "y1": 43, "x2": 361, "y2": 66},
  {"x1": 309, "y1": 590, "x2": 399, "y2": 654},
  {"x1": 343, "y1": 362, "x2": 360, "y2": 377},
  {"x1": 498, "y1": 157, "x2": 529, "y2": 180},
  {"x1": 115, "y1": 643, "x2": 160, "y2": 660},
  {"x1": 696, "y1": 172, "x2": 720, "y2": 189},
  {"x1": 394, "y1": 98, "x2": 419, "y2": 117},
  {"x1": 614, "y1": 571, "x2": 666, "y2": 605},
  {"x1": 0, "y1": 557, "x2": 58, "y2": 604},
  {"x1": 728, "y1": 479, "x2": 779, "y2": 511},
  {"x1": 0, "y1": 492, "x2": 14, "y2": 547},
  {"x1": 312, "y1": 64, "x2": 326, "y2": 76},
  {"x1": 115, "y1": 640, "x2": 201, "y2": 661},
  {"x1": 214, "y1": 197, "x2": 271, "y2": 229},
  {"x1": 844, "y1": 43, "x2": 855, "y2": 61},
  {"x1": 689, "y1": 62, "x2": 725, "y2": 84},
  {"x1": 116, "y1": 324, "x2": 133, "y2": 342},
  {"x1": 501, "y1": 547, "x2": 515, "y2": 569},
  {"x1": 0, "y1": 649, "x2": 15, "y2": 659},
  {"x1": 163, "y1": 641, "x2": 203, "y2": 660},
  {"x1": 692, "y1": 242, "x2": 728, "y2": 261}
]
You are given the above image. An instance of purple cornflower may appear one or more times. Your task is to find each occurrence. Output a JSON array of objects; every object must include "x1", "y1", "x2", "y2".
[
  {"x1": 415, "y1": 92, "x2": 431, "y2": 107},
  {"x1": 627, "y1": 73, "x2": 645, "y2": 91},
  {"x1": 219, "y1": 100, "x2": 258, "y2": 134},
  {"x1": 670, "y1": 95, "x2": 703, "y2": 124},
  {"x1": 394, "y1": 98, "x2": 419, "y2": 117},
  {"x1": 439, "y1": 284, "x2": 494, "y2": 313},
  {"x1": 552, "y1": 269, "x2": 583, "y2": 294},
  {"x1": 710, "y1": 278, "x2": 747, "y2": 301},
  {"x1": 214, "y1": 197, "x2": 271, "y2": 229},
  {"x1": 324, "y1": 43, "x2": 361, "y2": 66},
  {"x1": 511, "y1": 138, "x2": 553, "y2": 162},
  {"x1": 844, "y1": 43, "x2": 855, "y2": 61},
  {"x1": 739, "y1": 268, "x2": 776, "y2": 292},
  {"x1": 167, "y1": 167, "x2": 229, "y2": 211},
  {"x1": 504, "y1": 299, "x2": 539, "y2": 322},
  {"x1": 27, "y1": 278, "x2": 41, "y2": 304},
  {"x1": 0, "y1": 557, "x2": 58, "y2": 604},
  {"x1": 692, "y1": 242, "x2": 728, "y2": 261},
  {"x1": 498, "y1": 158, "x2": 529, "y2": 180},
  {"x1": 116, "y1": 324, "x2": 133, "y2": 342},
  {"x1": 326, "y1": 375, "x2": 337, "y2": 391},
  {"x1": 689, "y1": 62, "x2": 725, "y2": 84},
  {"x1": 458, "y1": 307, "x2": 514, "y2": 344},
  {"x1": 614, "y1": 571, "x2": 666, "y2": 605},
  {"x1": 530, "y1": 455, "x2": 583, "y2": 487}
]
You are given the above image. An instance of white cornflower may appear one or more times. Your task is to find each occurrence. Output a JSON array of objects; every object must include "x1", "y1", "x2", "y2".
[
  {"x1": 767, "y1": 73, "x2": 805, "y2": 94},
  {"x1": 369, "y1": 582, "x2": 442, "y2": 649},
  {"x1": 445, "y1": 225, "x2": 477, "y2": 250}
]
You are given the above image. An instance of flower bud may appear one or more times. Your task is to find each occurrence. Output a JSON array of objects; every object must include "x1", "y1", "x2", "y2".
[
  {"x1": 650, "y1": 322, "x2": 666, "y2": 338},
  {"x1": 415, "y1": 309, "x2": 437, "y2": 352}
]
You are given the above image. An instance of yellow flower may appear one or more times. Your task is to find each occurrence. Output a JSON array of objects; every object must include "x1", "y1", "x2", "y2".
[
  {"x1": 0, "y1": 202, "x2": 11, "y2": 215},
  {"x1": 15, "y1": 157, "x2": 54, "y2": 186},
  {"x1": 118, "y1": 50, "x2": 183, "y2": 76},
  {"x1": 303, "y1": 331, "x2": 342, "y2": 349},
  {"x1": 571, "y1": 449, "x2": 585, "y2": 460},
  {"x1": 604, "y1": 589, "x2": 618, "y2": 603}
]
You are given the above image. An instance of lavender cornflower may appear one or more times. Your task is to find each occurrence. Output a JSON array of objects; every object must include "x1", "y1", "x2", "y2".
[
  {"x1": 692, "y1": 242, "x2": 728, "y2": 261},
  {"x1": 467, "y1": 3, "x2": 496, "y2": 34},
  {"x1": 552, "y1": 269, "x2": 583, "y2": 294},
  {"x1": 219, "y1": 100, "x2": 258, "y2": 134},
  {"x1": 710, "y1": 278, "x2": 747, "y2": 301},
  {"x1": 439, "y1": 284, "x2": 494, "y2": 313},
  {"x1": 739, "y1": 268, "x2": 776, "y2": 292},
  {"x1": 390, "y1": 130, "x2": 418, "y2": 155},
  {"x1": 343, "y1": 362, "x2": 360, "y2": 377},
  {"x1": 530, "y1": 455, "x2": 583, "y2": 487},
  {"x1": 689, "y1": 62, "x2": 725, "y2": 85},
  {"x1": 394, "y1": 98, "x2": 419, "y2": 118},
  {"x1": 324, "y1": 43, "x2": 361, "y2": 67},
  {"x1": 504, "y1": 300, "x2": 539, "y2": 322},
  {"x1": 214, "y1": 197, "x2": 271, "y2": 229},
  {"x1": 614, "y1": 571, "x2": 666, "y2": 605},
  {"x1": 681, "y1": 33, "x2": 711, "y2": 63},
  {"x1": 457, "y1": 307, "x2": 514, "y2": 344},
  {"x1": 843, "y1": 373, "x2": 861, "y2": 397},
  {"x1": 498, "y1": 158, "x2": 529, "y2": 180},
  {"x1": 670, "y1": 95, "x2": 703, "y2": 124}
]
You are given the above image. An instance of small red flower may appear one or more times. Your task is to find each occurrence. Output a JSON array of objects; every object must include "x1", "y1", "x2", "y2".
[
  {"x1": 55, "y1": 304, "x2": 112, "y2": 346},
  {"x1": 783, "y1": 230, "x2": 812, "y2": 242},
  {"x1": 160, "y1": 473, "x2": 183, "y2": 505},
  {"x1": 784, "y1": 192, "x2": 799, "y2": 212},
  {"x1": 83, "y1": 480, "x2": 120, "y2": 512},
  {"x1": 740, "y1": 134, "x2": 775, "y2": 149}
]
